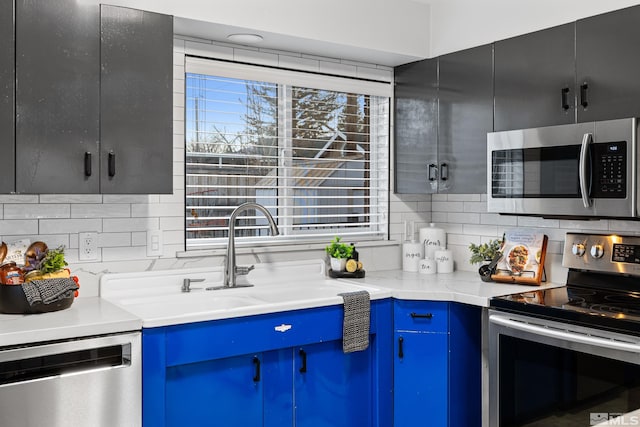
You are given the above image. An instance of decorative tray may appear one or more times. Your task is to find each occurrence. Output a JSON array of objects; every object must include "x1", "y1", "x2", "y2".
[{"x1": 328, "y1": 269, "x2": 366, "y2": 279}]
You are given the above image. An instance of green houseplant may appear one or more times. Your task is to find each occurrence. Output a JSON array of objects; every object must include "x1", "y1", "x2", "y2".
[
  {"x1": 325, "y1": 236, "x2": 354, "y2": 271},
  {"x1": 468, "y1": 238, "x2": 503, "y2": 265}
]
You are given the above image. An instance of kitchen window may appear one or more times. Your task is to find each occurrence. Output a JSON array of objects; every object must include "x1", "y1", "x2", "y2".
[{"x1": 184, "y1": 58, "x2": 390, "y2": 250}]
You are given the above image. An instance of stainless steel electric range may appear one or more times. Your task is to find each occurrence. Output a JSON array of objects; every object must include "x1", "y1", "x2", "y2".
[{"x1": 489, "y1": 232, "x2": 640, "y2": 427}]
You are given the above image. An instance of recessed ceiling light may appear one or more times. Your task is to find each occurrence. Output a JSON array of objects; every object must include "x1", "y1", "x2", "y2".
[{"x1": 226, "y1": 33, "x2": 264, "y2": 44}]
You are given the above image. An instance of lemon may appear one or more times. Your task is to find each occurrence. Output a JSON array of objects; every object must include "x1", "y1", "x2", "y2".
[
  {"x1": 345, "y1": 259, "x2": 358, "y2": 273},
  {"x1": 357, "y1": 261, "x2": 363, "y2": 271}
]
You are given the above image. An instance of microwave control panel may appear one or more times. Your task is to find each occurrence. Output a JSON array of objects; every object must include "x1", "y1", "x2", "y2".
[{"x1": 591, "y1": 141, "x2": 626, "y2": 198}]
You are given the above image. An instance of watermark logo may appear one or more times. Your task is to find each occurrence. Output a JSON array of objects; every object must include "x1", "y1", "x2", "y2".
[{"x1": 590, "y1": 413, "x2": 640, "y2": 425}]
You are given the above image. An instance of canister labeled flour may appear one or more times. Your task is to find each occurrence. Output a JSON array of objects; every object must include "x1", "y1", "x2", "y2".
[{"x1": 420, "y1": 223, "x2": 446, "y2": 259}]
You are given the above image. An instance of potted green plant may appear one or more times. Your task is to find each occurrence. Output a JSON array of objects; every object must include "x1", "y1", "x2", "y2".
[
  {"x1": 325, "y1": 236, "x2": 354, "y2": 271},
  {"x1": 468, "y1": 238, "x2": 503, "y2": 265}
]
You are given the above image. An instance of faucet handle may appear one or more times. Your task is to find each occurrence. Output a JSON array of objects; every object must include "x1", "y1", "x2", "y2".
[
  {"x1": 182, "y1": 277, "x2": 205, "y2": 292},
  {"x1": 235, "y1": 265, "x2": 255, "y2": 276}
]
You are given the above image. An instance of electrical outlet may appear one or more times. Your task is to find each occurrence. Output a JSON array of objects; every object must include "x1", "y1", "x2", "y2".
[
  {"x1": 79, "y1": 232, "x2": 98, "y2": 261},
  {"x1": 147, "y1": 229, "x2": 163, "y2": 257}
]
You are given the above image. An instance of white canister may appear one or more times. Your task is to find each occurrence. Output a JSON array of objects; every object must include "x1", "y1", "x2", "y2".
[
  {"x1": 402, "y1": 241, "x2": 423, "y2": 272},
  {"x1": 419, "y1": 258, "x2": 437, "y2": 275},
  {"x1": 434, "y1": 249, "x2": 454, "y2": 274},
  {"x1": 420, "y1": 223, "x2": 446, "y2": 260}
]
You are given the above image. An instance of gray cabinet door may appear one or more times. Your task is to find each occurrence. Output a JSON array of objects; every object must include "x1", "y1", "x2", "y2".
[
  {"x1": 0, "y1": 0, "x2": 14, "y2": 193},
  {"x1": 394, "y1": 58, "x2": 438, "y2": 194},
  {"x1": 438, "y1": 44, "x2": 493, "y2": 194},
  {"x1": 15, "y1": 0, "x2": 100, "y2": 194},
  {"x1": 100, "y1": 5, "x2": 173, "y2": 194},
  {"x1": 494, "y1": 23, "x2": 575, "y2": 131},
  {"x1": 576, "y1": 5, "x2": 640, "y2": 122}
]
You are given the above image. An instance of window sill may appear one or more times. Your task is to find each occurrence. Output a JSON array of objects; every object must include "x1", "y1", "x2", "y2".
[{"x1": 175, "y1": 239, "x2": 400, "y2": 259}]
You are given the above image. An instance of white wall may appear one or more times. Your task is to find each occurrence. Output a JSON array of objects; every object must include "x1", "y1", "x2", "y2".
[
  {"x1": 429, "y1": 0, "x2": 640, "y2": 56},
  {"x1": 97, "y1": 0, "x2": 431, "y2": 65}
]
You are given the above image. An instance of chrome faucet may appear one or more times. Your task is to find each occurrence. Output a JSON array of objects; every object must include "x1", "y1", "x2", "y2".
[{"x1": 222, "y1": 202, "x2": 279, "y2": 288}]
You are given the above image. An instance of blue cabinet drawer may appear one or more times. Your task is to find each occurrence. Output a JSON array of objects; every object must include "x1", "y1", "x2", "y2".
[
  {"x1": 163, "y1": 301, "x2": 385, "y2": 367},
  {"x1": 394, "y1": 300, "x2": 448, "y2": 332}
]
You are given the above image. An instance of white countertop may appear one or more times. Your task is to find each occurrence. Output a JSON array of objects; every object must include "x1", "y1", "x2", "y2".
[
  {"x1": 0, "y1": 297, "x2": 142, "y2": 347},
  {"x1": 351, "y1": 269, "x2": 562, "y2": 307},
  {"x1": 0, "y1": 261, "x2": 563, "y2": 345}
]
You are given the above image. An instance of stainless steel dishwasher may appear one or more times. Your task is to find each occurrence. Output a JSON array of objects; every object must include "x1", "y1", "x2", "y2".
[{"x1": 0, "y1": 331, "x2": 141, "y2": 427}]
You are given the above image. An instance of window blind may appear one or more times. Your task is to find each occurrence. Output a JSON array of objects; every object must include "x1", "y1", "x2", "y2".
[{"x1": 185, "y1": 58, "x2": 390, "y2": 249}]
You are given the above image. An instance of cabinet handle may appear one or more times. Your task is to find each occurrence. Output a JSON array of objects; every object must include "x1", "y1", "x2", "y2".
[
  {"x1": 398, "y1": 336, "x2": 404, "y2": 359},
  {"x1": 299, "y1": 349, "x2": 307, "y2": 373},
  {"x1": 108, "y1": 151, "x2": 116, "y2": 177},
  {"x1": 440, "y1": 163, "x2": 448, "y2": 181},
  {"x1": 252, "y1": 356, "x2": 260, "y2": 382},
  {"x1": 84, "y1": 152, "x2": 92, "y2": 177},
  {"x1": 410, "y1": 312, "x2": 433, "y2": 319},
  {"x1": 428, "y1": 164, "x2": 438, "y2": 181},
  {"x1": 561, "y1": 87, "x2": 570, "y2": 111},
  {"x1": 580, "y1": 83, "x2": 589, "y2": 109}
]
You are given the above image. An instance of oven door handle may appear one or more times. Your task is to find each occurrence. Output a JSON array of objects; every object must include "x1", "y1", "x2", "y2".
[
  {"x1": 579, "y1": 132, "x2": 592, "y2": 208},
  {"x1": 490, "y1": 314, "x2": 640, "y2": 354}
]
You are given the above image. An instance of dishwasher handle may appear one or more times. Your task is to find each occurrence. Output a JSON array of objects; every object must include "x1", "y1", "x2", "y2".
[{"x1": 490, "y1": 314, "x2": 640, "y2": 354}]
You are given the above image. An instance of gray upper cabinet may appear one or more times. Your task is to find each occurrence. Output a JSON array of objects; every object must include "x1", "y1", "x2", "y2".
[
  {"x1": 576, "y1": 5, "x2": 640, "y2": 122},
  {"x1": 394, "y1": 58, "x2": 438, "y2": 194},
  {"x1": 100, "y1": 5, "x2": 173, "y2": 194},
  {"x1": 0, "y1": 0, "x2": 14, "y2": 194},
  {"x1": 15, "y1": 0, "x2": 100, "y2": 193},
  {"x1": 438, "y1": 44, "x2": 493, "y2": 194},
  {"x1": 494, "y1": 23, "x2": 575, "y2": 132}
]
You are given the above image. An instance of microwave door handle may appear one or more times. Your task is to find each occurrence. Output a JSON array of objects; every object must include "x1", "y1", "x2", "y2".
[{"x1": 579, "y1": 133, "x2": 593, "y2": 208}]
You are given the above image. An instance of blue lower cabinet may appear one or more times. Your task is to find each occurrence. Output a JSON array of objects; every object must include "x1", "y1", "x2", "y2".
[
  {"x1": 294, "y1": 340, "x2": 372, "y2": 427},
  {"x1": 165, "y1": 353, "x2": 265, "y2": 427},
  {"x1": 393, "y1": 300, "x2": 481, "y2": 427},
  {"x1": 394, "y1": 330, "x2": 448, "y2": 426},
  {"x1": 142, "y1": 300, "x2": 393, "y2": 427}
]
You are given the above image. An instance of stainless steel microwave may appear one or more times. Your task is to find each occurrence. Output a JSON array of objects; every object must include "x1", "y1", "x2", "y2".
[{"x1": 487, "y1": 118, "x2": 639, "y2": 218}]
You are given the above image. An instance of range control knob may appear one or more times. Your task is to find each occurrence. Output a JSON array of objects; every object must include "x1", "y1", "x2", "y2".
[
  {"x1": 571, "y1": 243, "x2": 586, "y2": 257},
  {"x1": 590, "y1": 244, "x2": 604, "y2": 259}
]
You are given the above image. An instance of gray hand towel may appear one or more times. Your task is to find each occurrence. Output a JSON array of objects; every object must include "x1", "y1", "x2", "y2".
[
  {"x1": 340, "y1": 290, "x2": 370, "y2": 353},
  {"x1": 22, "y1": 278, "x2": 79, "y2": 306}
]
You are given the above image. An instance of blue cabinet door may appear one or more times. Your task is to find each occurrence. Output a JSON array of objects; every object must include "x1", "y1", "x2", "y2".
[
  {"x1": 165, "y1": 353, "x2": 264, "y2": 427},
  {"x1": 294, "y1": 340, "x2": 373, "y2": 427},
  {"x1": 393, "y1": 330, "x2": 449, "y2": 427}
]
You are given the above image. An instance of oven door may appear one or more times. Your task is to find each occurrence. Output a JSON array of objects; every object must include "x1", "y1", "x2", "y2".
[
  {"x1": 486, "y1": 118, "x2": 635, "y2": 218},
  {"x1": 489, "y1": 311, "x2": 640, "y2": 426}
]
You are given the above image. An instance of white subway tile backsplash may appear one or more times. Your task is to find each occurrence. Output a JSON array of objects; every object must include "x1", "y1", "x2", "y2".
[
  {"x1": 278, "y1": 55, "x2": 320, "y2": 72},
  {"x1": 39, "y1": 194, "x2": 102, "y2": 204},
  {"x1": 432, "y1": 201, "x2": 463, "y2": 212},
  {"x1": 185, "y1": 40, "x2": 233, "y2": 60},
  {"x1": 480, "y1": 213, "x2": 518, "y2": 226},
  {"x1": 0, "y1": 195, "x2": 39, "y2": 204},
  {"x1": 98, "y1": 232, "x2": 132, "y2": 248},
  {"x1": 131, "y1": 232, "x2": 147, "y2": 246},
  {"x1": 445, "y1": 212, "x2": 481, "y2": 225},
  {"x1": 234, "y1": 48, "x2": 278, "y2": 67},
  {"x1": 462, "y1": 224, "x2": 499, "y2": 237},
  {"x1": 4, "y1": 204, "x2": 70, "y2": 219},
  {"x1": 447, "y1": 194, "x2": 481, "y2": 202},
  {"x1": 102, "y1": 246, "x2": 148, "y2": 262},
  {"x1": 71, "y1": 204, "x2": 130, "y2": 219},
  {"x1": 103, "y1": 218, "x2": 158, "y2": 233},
  {"x1": 160, "y1": 216, "x2": 184, "y2": 231},
  {"x1": 102, "y1": 195, "x2": 158, "y2": 204},
  {"x1": 39, "y1": 219, "x2": 102, "y2": 234},
  {"x1": 131, "y1": 203, "x2": 183, "y2": 218},
  {"x1": 517, "y1": 216, "x2": 559, "y2": 228}
]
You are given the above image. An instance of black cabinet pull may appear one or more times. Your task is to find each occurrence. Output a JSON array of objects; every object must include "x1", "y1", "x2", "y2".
[
  {"x1": 440, "y1": 163, "x2": 448, "y2": 181},
  {"x1": 580, "y1": 83, "x2": 589, "y2": 109},
  {"x1": 299, "y1": 349, "x2": 307, "y2": 373},
  {"x1": 561, "y1": 87, "x2": 570, "y2": 111},
  {"x1": 84, "y1": 152, "x2": 92, "y2": 177},
  {"x1": 398, "y1": 336, "x2": 404, "y2": 359},
  {"x1": 108, "y1": 151, "x2": 116, "y2": 177},
  {"x1": 428, "y1": 164, "x2": 438, "y2": 181},
  {"x1": 252, "y1": 356, "x2": 260, "y2": 382},
  {"x1": 410, "y1": 312, "x2": 433, "y2": 319}
]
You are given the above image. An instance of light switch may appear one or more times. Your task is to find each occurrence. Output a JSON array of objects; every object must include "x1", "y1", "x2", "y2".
[{"x1": 146, "y1": 230, "x2": 163, "y2": 257}]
